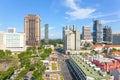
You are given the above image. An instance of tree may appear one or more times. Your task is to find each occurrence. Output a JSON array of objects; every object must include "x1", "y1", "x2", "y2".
[
  {"x1": 32, "y1": 70, "x2": 44, "y2": 80},
  {"x1": 112, "y1": 48, "x2": 117, "y2": 52},
  {"x1": 15, "y1": 69, "x2": 28, "y2": 79},
  {"x1": 0, "y1": 50, "x2": 5, "y2": 58},
  {"x1": 0, "y1": 67, "x2": 14, "y2": 80},
  {"x1": 5, "y1": 50, "x2": 12, "y2": 56}
]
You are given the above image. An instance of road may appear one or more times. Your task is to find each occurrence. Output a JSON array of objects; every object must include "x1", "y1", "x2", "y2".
[{"x1": 56, "y1": 51, "x2": 73, "y2": 80}]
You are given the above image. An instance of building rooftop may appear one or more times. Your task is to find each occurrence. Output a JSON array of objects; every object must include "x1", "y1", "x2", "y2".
[
  {"x1": 70, "y1": 55, "x2": 112, "y2": 80},
  {"x1": 111, "y1": 55, "x2": 120, "y2": 60},
  {"x1": 91, "y1": 44, "x2": 105, "y2": 48},
  {"x1": 112, "y1": 52, "x2": 120, "y2": 55},
  {"x1": 94, "y1": 57, "x2": 114, "y2": 63}
]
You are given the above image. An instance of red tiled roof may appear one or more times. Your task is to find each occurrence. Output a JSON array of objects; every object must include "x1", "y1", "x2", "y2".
[{"x1": 112, "y1": 52, "x2": 120, "y2": 55}]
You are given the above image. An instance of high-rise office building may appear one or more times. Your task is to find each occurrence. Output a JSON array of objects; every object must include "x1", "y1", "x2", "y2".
[
  {"x1": 24, "y1": 14, "x2": 41, "y2": 47},
  {"x1": 63, "y1": 25, "x2": 80, "y2": 54},
  {"x1": 112, "y1": 33, "x2": 120, "y2": 45},
  {"x1": 82, "y1": 26, "x2": 91, "y2": 40},
  {"x1": 103, "y1": 26, "x2": 112, "y2": 44},
  {"x1": 93, "y1": 20, "x2": 102, "y2": 43},
  {"x1": 45, "y1": 24, "x2": 49, "y2": 43}
]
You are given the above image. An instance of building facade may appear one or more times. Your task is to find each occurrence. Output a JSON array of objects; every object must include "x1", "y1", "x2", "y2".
[
  {"x1": 0, "y1": 28, "x2": 26, "y2": 53},
  {"x1": 5, "y1": 32, "x2": 26, "y2": 53},
  {"x1": 63, "y1": 25, "x2": 80, "y2": 54},
  {"x1": 112, "y1": 33, "x2": 120, "y2": 45},
  {"x1": 0, "y1": 31, "x2": 6, "y2": 50},
  {"x1": 103, "y1": 26, "x2": 112, "y2": 44},
  {"x1": 93, "y1": 20, "x2": 103, "y2": 43},
  {"x1": 82, "y1": 26, "x2": 92, "y2": 40},
  {"x1": 24, "y1": 14, "x2": 41, "y2": 47},
  {"x1": 45, "y1": 24, "x2": 49, "y2": 43}
]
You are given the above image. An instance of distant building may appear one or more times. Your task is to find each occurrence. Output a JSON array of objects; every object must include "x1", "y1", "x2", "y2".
[
  {"x1": 112, "y1": 33, "x2": 120, "y2": 45},
  {"x1": 82, "y1": 26, "x2": 92, "y2": 40},
  {"x1": 93, "y1": 20, "x2": 103, "y2": 43},
  {"x1": 63, "y1": 25, "x2": 80, "y2": 54},
  {"x1": 8, "y1": 28, "x2": 16, "y2": 33},
  {"x1": 45, "y1": 24, "x2": 49, "y2": 43},
  {"x1": 103, "y1": 26, "x2": 112, "y2": 44},
  {"x1": 0, "y1": 28, "x2": 26, "y2": 53},
  {"x1": 24, "y1": 14, "x2": 41, "y2": 47},
  {"x1": 44, "y1": 45, "x2": 54, "y2": 50}
]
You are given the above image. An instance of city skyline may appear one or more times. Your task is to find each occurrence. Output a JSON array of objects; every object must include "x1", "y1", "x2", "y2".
[{"x1": 0, "y1": 0, "x2": 120, "y2": 39}]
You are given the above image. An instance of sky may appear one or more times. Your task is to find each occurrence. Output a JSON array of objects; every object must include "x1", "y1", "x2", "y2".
[{"x1": 0, "y1": 0, "x2": 120, "y2": 39}]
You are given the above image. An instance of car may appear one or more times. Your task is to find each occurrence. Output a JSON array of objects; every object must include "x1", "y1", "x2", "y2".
[
  {"x1": 30, "y1": 77, "x2": 36, "y2": 80},
  {"x1": 24, "y1": 76, "x2": 29, "y2": 80}
]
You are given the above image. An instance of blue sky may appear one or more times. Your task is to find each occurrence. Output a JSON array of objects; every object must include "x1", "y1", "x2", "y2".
[{"x1": 0, "y1": 0, "x2": 120, "y2": 39}]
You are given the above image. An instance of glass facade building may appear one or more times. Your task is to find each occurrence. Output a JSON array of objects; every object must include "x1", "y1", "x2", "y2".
[
  {"x1": 103, "y1": 26, "x2": 112, "y2": 44},
  {"x1": 93, "y1": 20, "x2": 103, "y2": 43}
]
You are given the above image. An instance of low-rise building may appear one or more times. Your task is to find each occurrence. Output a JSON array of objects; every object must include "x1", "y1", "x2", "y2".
[
  {"x1": 92, "y1": 57, "x2": 118, "y2": 72},
  {"x1": 44, "y1": 45, "x2": 54, "y2": 50},
  {"x1": 68, "y1": 55, "x2": 114, "y2": 80},
  {"x1": 105, "y1": 45, "x2": 120, "y2": 50}
]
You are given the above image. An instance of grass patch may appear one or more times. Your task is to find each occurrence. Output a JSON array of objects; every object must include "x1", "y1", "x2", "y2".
[
  {"x1": 52, "y1": 63, "x2": 57, "y2": 70},
  {"x1": 57, "y1": 61, "x2": 60, "y2": 70},
  {"x1": 60, "y1": 73, "x2": 64, "y2": 80}
]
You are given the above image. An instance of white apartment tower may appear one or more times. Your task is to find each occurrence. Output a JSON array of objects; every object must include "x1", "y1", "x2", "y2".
[{"x1": 63, "y1": 25, "x2": 80, "y2": 54}]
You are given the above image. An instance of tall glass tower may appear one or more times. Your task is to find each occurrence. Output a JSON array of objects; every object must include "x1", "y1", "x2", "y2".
[
  {"x1": 45, "y1": 24, "x2": 49, "y2": 43},
  {"x1": 103, "y1": 26, "x2": 112, "y2": 44},
  {"x1": 93, "y1": 20, "x2": 102, "y2": 43}
]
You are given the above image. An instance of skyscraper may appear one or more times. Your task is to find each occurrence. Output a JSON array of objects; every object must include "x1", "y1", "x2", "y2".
[
  {"x1": 93, "y1": 20, "x2": 102, "y2": 43},
  {"x1": 82, "y1": 26, "x2": 91, "y2": 40},
  {"x1": 24, "y1": 14, "x2": 41, "y2": 47},
  {"x1": 45, "y1": 24, "x2": 49, "y2": 43},
  {"x1": 103, "y1": 26, "x2": 112, "y2": 44},
  {"x1": 63, "y1": 25, "x2": 80, "y2": 54}
]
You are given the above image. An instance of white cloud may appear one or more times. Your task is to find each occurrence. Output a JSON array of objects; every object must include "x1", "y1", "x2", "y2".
[
  {"x1": 64, "y1": 0, "x2": 96, "y2": 20},
  {"x1": 64, "y1": 0, "x2": 120, "y2": 20},
  {"x1": 49, "y1": 27, "x2": 55, "y2": 30},
  {"x1": 101, "y1": 19, "x2": 120, "y2": 24}
]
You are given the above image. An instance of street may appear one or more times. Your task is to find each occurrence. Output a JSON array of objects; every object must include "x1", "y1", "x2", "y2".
[{"x1": 56, "y1": 51, "x2": 73, "y2": 80}]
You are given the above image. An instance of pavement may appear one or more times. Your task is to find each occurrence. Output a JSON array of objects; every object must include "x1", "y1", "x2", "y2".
[
  {"x1": 26, "y1": 71, "x2": 33, "y2": 80},
  {"x1": 45, "y1": 70, "x2": 61, "y2": 74},
  {"x1": 56, "y1": 51, "x2": 73, "y2": 80}
]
